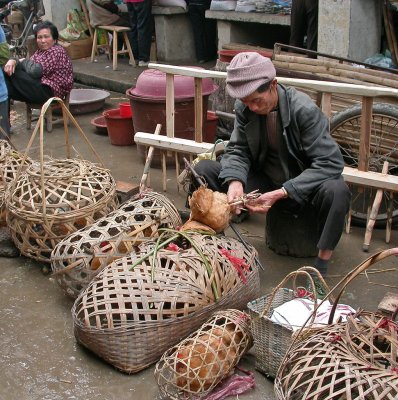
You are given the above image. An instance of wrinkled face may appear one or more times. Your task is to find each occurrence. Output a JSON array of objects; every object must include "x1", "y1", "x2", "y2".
[
  {"x1": 241, "y1": 79, "x2": 278, "y2": 115},
  {"x1": 36, "y1": 28, "x2": 55, "y2": 51}
]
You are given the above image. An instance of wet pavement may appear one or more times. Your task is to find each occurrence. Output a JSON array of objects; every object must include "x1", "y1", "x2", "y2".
[{"x1": 0, "y1": 55, "x2": 397, "y2": 400}]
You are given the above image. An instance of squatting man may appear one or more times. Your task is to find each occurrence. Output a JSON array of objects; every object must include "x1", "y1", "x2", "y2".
[{"x1": 192, "y1": 52, "x2": 351, "y2": 279}]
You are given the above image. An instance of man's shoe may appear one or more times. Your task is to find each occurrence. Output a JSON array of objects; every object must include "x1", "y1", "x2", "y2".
[
  {"x1": 138, "y1": 60, "x2": 149, "y2": 67},
  {"x1": 306, "y1": 274, "x2": 327, "y2": 300}
]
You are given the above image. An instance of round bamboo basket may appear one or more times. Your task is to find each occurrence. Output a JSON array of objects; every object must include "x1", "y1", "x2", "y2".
[
  {"x1": 6, "y1": 158, "x2": 118, "y2": 262},
  {"x1": 51, "y1": 191, "x2": 182, "y2": 299},
  {"x1": 275, "y1": 248, "x2": 398, "y2": 400},
  {"x1": 155, "y1": 309, "x2": 253, "y2": 399},
  {"x1": 72, "y1": 233, "x2": 260, "y2": 374}
]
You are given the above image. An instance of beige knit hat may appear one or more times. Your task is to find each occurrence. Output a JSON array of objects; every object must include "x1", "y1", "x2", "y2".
[{"x1": 226, "y1": 52, "x2": 276, "y2": 99}]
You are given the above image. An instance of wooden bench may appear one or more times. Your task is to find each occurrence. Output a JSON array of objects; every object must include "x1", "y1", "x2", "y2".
[{"x1": 205, "y1": 10, "x2": 290, "y2": 50}]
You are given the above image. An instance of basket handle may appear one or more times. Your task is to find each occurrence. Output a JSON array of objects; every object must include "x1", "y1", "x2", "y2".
[
  {"x1": 327, "y1": 247, "x2": 398, "y2": 324},
  {"x1": 259, "y1": 267, "x2": 331, "y2": 322},
  {"x1": 9, "y1": 97, "x2": 106, "y2": 221}
]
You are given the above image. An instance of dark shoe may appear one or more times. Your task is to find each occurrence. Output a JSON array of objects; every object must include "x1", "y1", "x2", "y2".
[{"x1": 306, "y1": 274, "x2": 327, "y2": 300}]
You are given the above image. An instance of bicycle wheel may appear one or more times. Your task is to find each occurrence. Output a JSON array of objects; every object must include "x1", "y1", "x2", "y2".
[{"x1": 330, "y1": 103, "x2": 398, "y2": 227}]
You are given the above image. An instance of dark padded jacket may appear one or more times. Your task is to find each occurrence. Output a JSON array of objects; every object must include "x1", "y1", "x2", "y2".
[{"x1": 219, "y1": 83, "x2": 344, "y2": 205}]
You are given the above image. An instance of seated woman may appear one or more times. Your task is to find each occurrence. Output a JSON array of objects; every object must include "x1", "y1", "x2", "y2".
[{"x1": 3, "y1": 20, "x2": 73, "y2": 105}]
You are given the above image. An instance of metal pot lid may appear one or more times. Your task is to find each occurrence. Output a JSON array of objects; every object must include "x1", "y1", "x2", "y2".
[{"x1": 127, "y1": 68, "x2": 218, "y2": 100}]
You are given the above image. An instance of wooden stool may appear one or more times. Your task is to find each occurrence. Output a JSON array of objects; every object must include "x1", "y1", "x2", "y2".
[
  {"x1": 26, "y1": 93, "x2": 70, "y2": 133},
  {"x1": 91, "y1": 25, "x2": 135, "y2": 70},
  {"x1": 265, "y1": 204, "x2": 319, "y2": 257}
]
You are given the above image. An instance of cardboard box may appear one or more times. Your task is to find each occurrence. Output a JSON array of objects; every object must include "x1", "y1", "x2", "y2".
[{"x1": 60, "y1": 37, "x2": 93, "y2": 60}]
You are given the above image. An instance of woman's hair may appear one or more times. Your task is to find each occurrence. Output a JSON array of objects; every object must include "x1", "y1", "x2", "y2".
[{"x1": 33, "y1": 20, "x2": 59, "y2": 41}]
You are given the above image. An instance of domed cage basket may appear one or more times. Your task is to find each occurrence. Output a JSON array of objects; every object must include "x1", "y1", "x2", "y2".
[
  {"x1": 51, "y1": 191, "x2": 182, "y2": 299},
  {"x1": 155, "y1": 309, "x2": 253, "y2": 399},
  {"x1": 6, "y1": 158, "x2": 118, "y2": 262},
  {"x1": 274, "y1": 248, "x2": 398, "y2": 400},
  {"x1": 275, "y1": 313, "x2": 398, "y2": 400},
  {"x1": 72, "y1": 233, "x2": 260, "y2": 374},
  {"x1": 1, "y1": 150, "x2": 34, "y2": 225}
]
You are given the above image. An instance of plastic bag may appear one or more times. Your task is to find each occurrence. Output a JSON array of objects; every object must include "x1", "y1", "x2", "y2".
[
  {"x1": 364, "y1": 52, "x2": 396, "y2": 69},
  {"x1": 59, "y1": 9, "x2": 89, "y2": 41}
]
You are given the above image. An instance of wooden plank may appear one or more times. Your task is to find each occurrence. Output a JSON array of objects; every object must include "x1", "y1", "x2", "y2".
[
  {"x1": 134, "y1": 131, "x2": 221, "y2": 154},
  {"x1": 148, "y1": 63, "x2": 398, "y2": 98},
  {"x1": 342, "y1": 166, "x2": 398, "y2": 192},
  {"x1": 194, "y1": 77, "x2": 203, "y2": 143},
  {"x1": 358, "y1": 96, "x2": 373, "y2": 171},
  {"x1": 166, "y1": 73, "x2": 175, "y2": 138},
  {"x1": 362, "y1": 161, "x2": 389, "y2": 252},
  {"x1": 79, "y1": 0, "x2": 93, "y2": 37},
  {"x1": 321, "y1": 92, "x2": 332, "y2": 119}
]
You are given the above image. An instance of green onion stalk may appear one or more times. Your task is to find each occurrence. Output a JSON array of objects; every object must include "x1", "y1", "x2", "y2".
[{"x1": 128, "y1": 228, "x2": 219, "y2": 301}]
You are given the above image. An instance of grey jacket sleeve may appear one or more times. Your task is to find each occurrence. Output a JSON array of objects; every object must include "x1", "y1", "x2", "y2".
[{"x1": 282, "y1": 93, "x2": 345, "y2": 204}]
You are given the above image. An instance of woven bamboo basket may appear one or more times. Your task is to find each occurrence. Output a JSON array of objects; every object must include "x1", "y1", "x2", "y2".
[
  {"x1": 51, "y1": 191, "x2": 182, "y2": 299},
  {"x1": 0, "y1": 140, "x2": 14, "y2": 222},
  {"x1": 275, "y1": 247, "x2": 398, "y2": 400},
  {"x1": 5, "y1": 97, "x2": 119, "y2": 262},
  {"x1": 247, "y1": 267, "x2": 332, "y2": 378},
  {"x1": 72, "y1": 233, "x2": 260, "y2": 374},
  {"x1": 155, "y1": 309, "x2": 253, "y2": 399}
]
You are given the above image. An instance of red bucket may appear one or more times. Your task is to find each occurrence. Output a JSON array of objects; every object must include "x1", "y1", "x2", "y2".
[
  {"x1": 119, "y1": 102, "x2": 132, "y2": 118},
  {"x1": 103, "y1": 108, "x2": 135, "y2": 146}
]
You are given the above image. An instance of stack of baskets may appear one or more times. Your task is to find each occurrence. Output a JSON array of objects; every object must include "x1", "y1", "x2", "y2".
[
  {"x1": 274, "y1": 248, "x2": 398, "y2": 399},
  {"x1": 72, "y1": 232, "x2": 260, "y2": 373},
  {"x1": 6, "y1": 157, "x2": 118, "y2": 262},
  {"x1": 51, "y1": 191, "x2": 182, "y2": 299}
]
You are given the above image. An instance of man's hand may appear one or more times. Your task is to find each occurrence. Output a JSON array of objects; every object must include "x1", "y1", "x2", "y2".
[
  {"x1": 246, "y1": 188, "x2": 286, "y2": 214},
  {"x1": 4, "y1": 58, "x2": 16, "y2": 76},
  {"x1": 227, "y1": 180, "x2": 244, "y2": 215}
]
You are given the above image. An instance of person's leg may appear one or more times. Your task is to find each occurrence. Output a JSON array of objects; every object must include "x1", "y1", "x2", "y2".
[
  {"x1": 305, "y1": 0, "x2": 318, "y2": 51},
  {"x1": 0, "y1": 99, "x2": 9, "y2": 138},
  {"x1": 203, "y1": 0, "x2": 217, "y2": 62},
  {"x1": 311, "y1": 177, "x2": 351, "y2": 274},
  {"x1": 135, "y1": 0, "x2": 152, "y2": 62},
  {"x1": 289, "y1": 0, "x2": 306, "y2": 49},
  {"x1": 5, "y1": 68, "x2": 53, "y2": 103},
  {"x1": 188, "y1": 4, "x2": 206, "y2": 62},
  {"x1": 126, "y1": 3, "x2": 139, "y2": 61}
]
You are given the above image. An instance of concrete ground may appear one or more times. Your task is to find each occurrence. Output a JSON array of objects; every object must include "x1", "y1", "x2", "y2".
[{"x1": 0, "y1": 55, "x2": 397, "y2": 400}]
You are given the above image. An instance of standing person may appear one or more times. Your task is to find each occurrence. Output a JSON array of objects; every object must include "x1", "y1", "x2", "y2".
[
  {"x1": 3, "y1": 20, "x2": 73, "y2": 104},
  {"x1": 289, "y1": 0, "x2": 318, "y2": 52},
  {"x1": 0, "y1": 24, "x2": 10, "y2": 139},
  {"x1": 124, "y1": 0, "x2": 152, "y2": 67},
  {"x1": 187, "y1": 0, "x2": 217, "y2": 63},
  {"x1": 191, "y1": 52, "x2": 350, "y2": 283}
]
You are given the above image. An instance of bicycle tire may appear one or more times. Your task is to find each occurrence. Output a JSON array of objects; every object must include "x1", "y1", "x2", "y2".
[{"x1": 330, "y1": 102, "x2": 398, "y2": 227}]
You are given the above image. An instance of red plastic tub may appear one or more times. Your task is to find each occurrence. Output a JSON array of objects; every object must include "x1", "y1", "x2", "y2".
[
  {"x1": 103, "y1": 108, "x2": 135, "y2": 146},
  {"x1": 205, "y1": 111, "x2": 218, "y2": 143}
]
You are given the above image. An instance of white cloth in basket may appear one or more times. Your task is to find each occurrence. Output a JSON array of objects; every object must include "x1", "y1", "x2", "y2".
[{"x1": 270, "y1": 298, "x2": 356, "y2": 331}]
